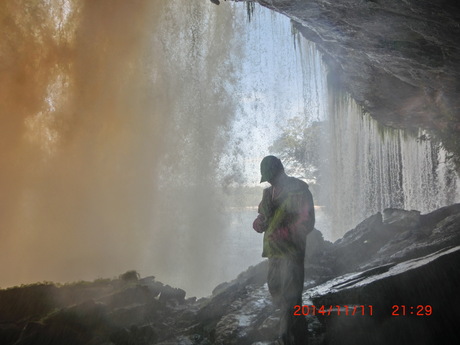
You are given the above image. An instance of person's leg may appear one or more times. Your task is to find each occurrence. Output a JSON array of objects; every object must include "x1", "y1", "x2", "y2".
[
  {"x1": 268, "y1": 257, "x2": 283, "y2": 307},
  {"x1": 268, "y1": 257, "x2": 287, "y2": 343},
  {"x1": 279, "y1": 257, "x2": 307, "y2": 345}
]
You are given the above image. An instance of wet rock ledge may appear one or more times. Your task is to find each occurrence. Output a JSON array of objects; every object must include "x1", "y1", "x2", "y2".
[{"x1": 1, "y1": 204, "x2": 460, "y2": 344}]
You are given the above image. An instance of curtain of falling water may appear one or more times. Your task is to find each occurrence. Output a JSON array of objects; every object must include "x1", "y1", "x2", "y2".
[
  {"x1": 0, "y1": 0, "x2": 242, "y2": 298},
  {"x1": 144, "y1": 1, "x2": 244, "y2": 298},
  {"x1": 323, "y1": 91, "x2": 460, "y2": 239},
  {"x1": 0, "y1": 0, "x2": 163, "y2": 286},
  {"x1": 212, "y1": 5, "x2": 331, "y2": 294}
]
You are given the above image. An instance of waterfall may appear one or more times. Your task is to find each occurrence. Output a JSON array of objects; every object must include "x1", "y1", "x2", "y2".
[
  {"x1": 0, "y1": 0, "x2": 243, "y2": 297},
  {"x1": 323, "y1": 92, "x2": 460, "y2": 239}
]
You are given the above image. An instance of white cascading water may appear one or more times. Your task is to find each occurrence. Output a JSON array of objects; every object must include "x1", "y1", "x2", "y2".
[{"x1": 322, "y1": 92, "x2": 460, "y2": 239}]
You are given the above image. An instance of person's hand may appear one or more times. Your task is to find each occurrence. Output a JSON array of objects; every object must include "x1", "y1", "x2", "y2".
[{"x1": 252, "y1": 214, "x2": 266, "y2": 233}]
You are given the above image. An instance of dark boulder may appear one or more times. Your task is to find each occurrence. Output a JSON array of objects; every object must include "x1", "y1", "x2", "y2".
[
  {"x1": 158, "y1": 285, "x2": 186, "y2": 304},
  {"x1": 331, "y1": 213, "x2": 393, "y2": 274},
  {"x1": 306, "y1": 246, "x2": 460, "y2": 345},
  {"x1": 0, "y1": 323, "x2": 21, "y2": 345},
  {"x1": 0, "y1": 284, "x2": 59, "y2": 323}
]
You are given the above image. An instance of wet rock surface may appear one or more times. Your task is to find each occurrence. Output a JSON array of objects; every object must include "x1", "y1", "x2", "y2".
[
  {"x1": 1, "y1": 203, "x2": 460, "y2": 344},
  {"x1": 307, "y1": 246, "x2": 460, "y2": 345}
]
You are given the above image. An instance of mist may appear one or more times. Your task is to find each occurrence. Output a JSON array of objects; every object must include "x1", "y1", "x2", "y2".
[{"x1": 0, "y1": 0, "x2": 244, "y2": 297}]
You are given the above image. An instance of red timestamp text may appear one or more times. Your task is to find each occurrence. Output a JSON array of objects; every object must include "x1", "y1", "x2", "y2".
[
  {"x1": 391, "y1": 305, "x2": 433, "y2": 316},
  {"x1": 293, "y1": 305, "x2": 374, "y2": 316}
]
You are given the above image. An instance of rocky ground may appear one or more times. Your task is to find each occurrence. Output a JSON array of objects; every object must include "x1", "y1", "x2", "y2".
[{"x1": 1, "y1": 204, "x2": 460, "y2": 345}]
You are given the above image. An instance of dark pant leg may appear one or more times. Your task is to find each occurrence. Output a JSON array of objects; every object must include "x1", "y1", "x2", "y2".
[
  {"x1": 268, "y1": 257, "x2": 308, "y2": 345},
  {"x1": 268, "y1": 257, "x2": 283, "y2": 307}
]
